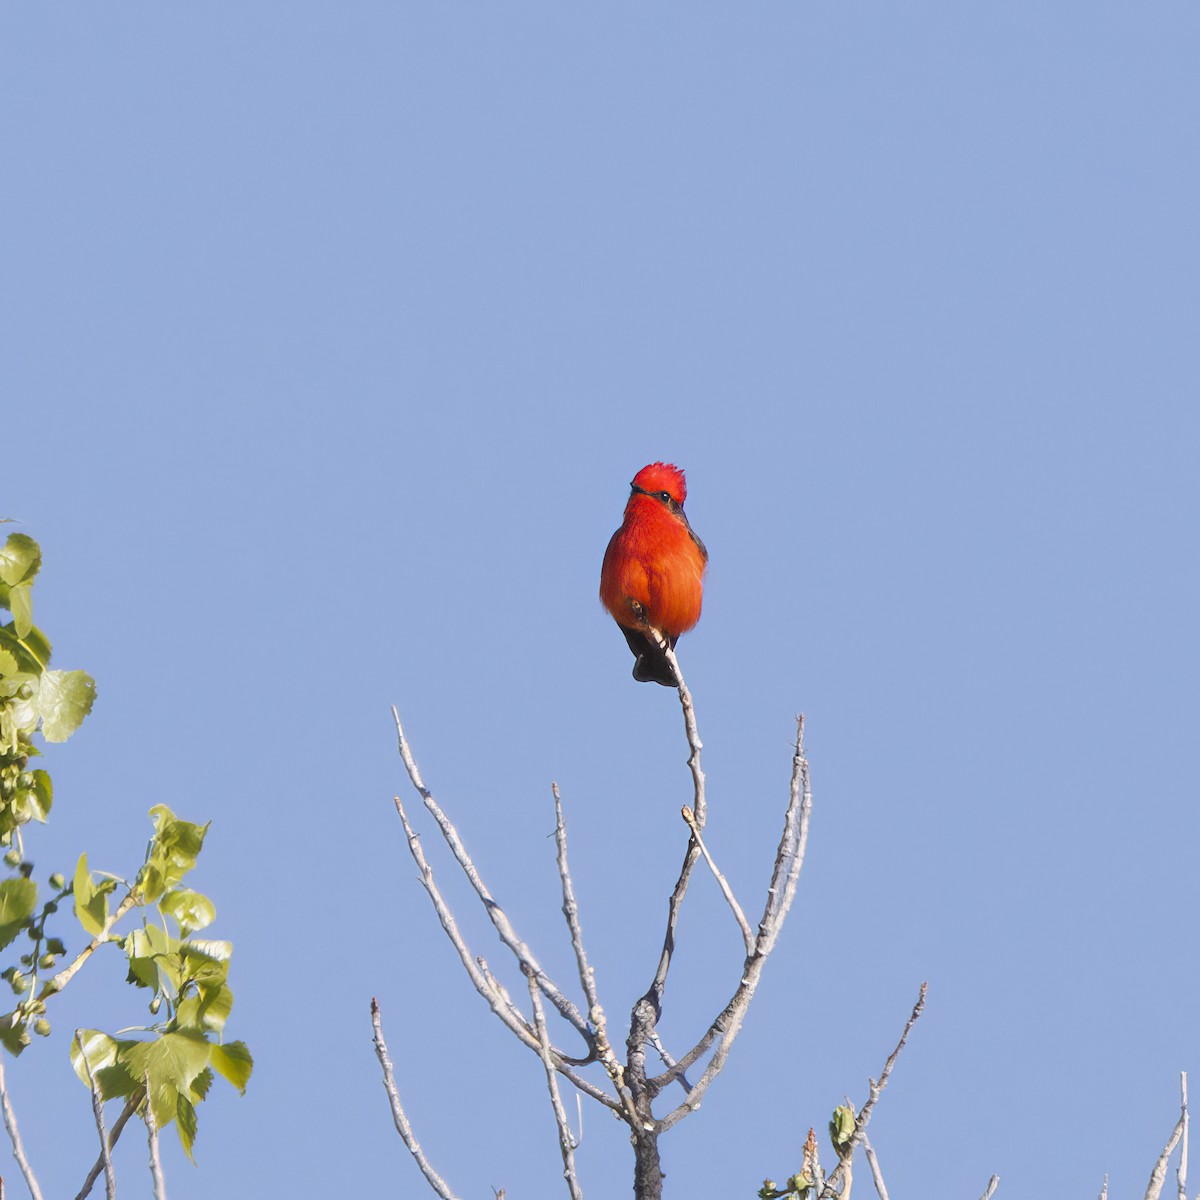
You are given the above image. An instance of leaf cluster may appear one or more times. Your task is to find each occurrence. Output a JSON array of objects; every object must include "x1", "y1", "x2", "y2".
[
  {"x1": 0, "y1": 529, "x2": 251, "y2": 1164},
  {"x1": 0, "y1": 531, "x2": 95, "y2": 840}
]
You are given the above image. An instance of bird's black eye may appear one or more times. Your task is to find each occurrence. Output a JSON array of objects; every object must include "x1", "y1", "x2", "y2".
[{"x1": 659, "y1": 490, "x2": 672, "y2": 503}]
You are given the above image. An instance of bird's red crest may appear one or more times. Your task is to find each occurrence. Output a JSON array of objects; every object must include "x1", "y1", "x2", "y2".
[{"x1": 631, "y1": 462, "x2": 687, "y2": 506}]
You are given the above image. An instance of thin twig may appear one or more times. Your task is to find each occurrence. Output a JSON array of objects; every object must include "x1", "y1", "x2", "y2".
[
  {"x1": 75, "y1": 1033, "x2": 115, "y2": 1200},
  {"x1": 643, "y1": 641, "x2": 707, "y2": 1014},
  {"x1": 1099, "y1": 1174, "x2": 1109, "y2": 1200},
  {"x1": 979, "y1": 1175, "x2": 1000, "y2": 1199},
  {"x1": 75, "y1": 1094, "x2": 140, "y2": 1200},
  {"x1": 391, "y1": 793, "x2": 617, "y2": 1111},
  {"x1": 551, "y1": 783, "x2": 635, "y2": 1114},
  {"x1": 1179, "y1": 1072, "x2": 1189, "y2": 1200},
  {"x1": 681, "y1": 804, "x2": 753, "y2": 954},
  {"x1": 861, "y1": 1131, "x2": 889, "y2": 1200},
  {"x1": 652, "y1": 718, "x2": 812, "y2": 1118},
  {"x1": 0, "y1": 1055, "x2": 43, "y2": 1200},
  {"x1": 647, "y1": 1028, "x2": 692, "y2": 1094},
  {"x1": 144, "y1": 1073, "x2": 166, "y2": 1200},
  {"x1": 820, "y1": 983, "x2": 928, "y2": 1198},
  {"x1": 526, "y1": 970, "x2": 584, "y2": 1200},
  {"x1": 1147, "y1": 1106, "x2": 1187, "y2": 1200},
  {"x1": 392, "y1": 709, "x2": 591, "y2": 1044},
  {"x1": 371, "y1": 998, "x2": 461, "y2": 1200}
]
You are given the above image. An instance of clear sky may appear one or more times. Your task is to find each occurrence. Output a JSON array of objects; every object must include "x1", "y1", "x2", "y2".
[{"x1": 3, "y1": 4, "x2": 1198, "y2": 1198}]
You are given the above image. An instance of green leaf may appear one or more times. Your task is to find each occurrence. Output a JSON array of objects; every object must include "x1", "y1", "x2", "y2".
[
  {"x1": 176, "y1": 1091, "x2": 198, "y2": 1162},
  {"x1": 142, "y1": 807, "x2": 209, "y2": 901},
  {"x1": 159, "y1": 889, "x2": 216, "y2": 933},
  {"x1": 37, "y1": 669, "x2": 96, "y2": 742},
  {"x1": 124, "y1": 1029, "x2": 213, "y2": 1133},
  {"x1": 123, "y1": 924, "x2": 181, "y2": 991},
  {"x1": 6, "y1": 584, "x2": 32, "y2": 638},
  {"x1": 73, "y1": 854, "x2": 107, "y2": 937},
  {"x1": 0, "y1": 646, "x2": 18, "y2": 675},
  {"x1": 0, "y1": 536, "x2": 40, "y2": 588},
  {"x1": 70, "y1": 1030, "x2": 134, "y2": 1098},
  {"x1": 28, "y1": 770, "x2": 51, "y2": 822},
  {"x1": 175, "y1": 982, "x2": 233, "y2": 1034},
  {"x1": 0, "y1": 626, "x2": 51, "y2": 675},
  {"x1": 0, "y1": 878, "x2": 37, "y2": 950},
  {"x1": 209, "y1": 1040, "x2": 253, "y2": 1094},
  {"x1": 0, "y1": 1012, "x2": 31, "y2": 1055}
]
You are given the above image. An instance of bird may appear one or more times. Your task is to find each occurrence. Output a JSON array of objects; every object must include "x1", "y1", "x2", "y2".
[{"x1": 600, "y1": 462, "x2": 708, "y2": 686}]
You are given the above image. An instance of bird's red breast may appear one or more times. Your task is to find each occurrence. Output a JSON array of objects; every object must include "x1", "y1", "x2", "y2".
[{"x1": 600, "y1": 462, "x2": 707, "y2": 642}]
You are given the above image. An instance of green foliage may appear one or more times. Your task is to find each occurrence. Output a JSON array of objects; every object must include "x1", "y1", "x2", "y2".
[
  {"x1": 0, "y1": 530, "x2": 95, "y2": 841},
  {"x1": 0, "y1": 529, "x2": 252, "y2": 1165}
]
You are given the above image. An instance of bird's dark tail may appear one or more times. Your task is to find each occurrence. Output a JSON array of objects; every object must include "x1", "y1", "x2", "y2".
[{"x1": 617, "y1": 625, "x2": 679, "y2": 687}]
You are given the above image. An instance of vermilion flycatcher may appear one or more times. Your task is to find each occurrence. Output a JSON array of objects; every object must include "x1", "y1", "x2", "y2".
[{"x1": 600, "y1": 462, "x2": 708, "y2": 686}]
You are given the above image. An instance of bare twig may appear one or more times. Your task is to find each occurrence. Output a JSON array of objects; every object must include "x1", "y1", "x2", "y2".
[
  {"x1": 1100, "y1": 1174, "x2": 1109, "y2": 1200},
  {"x1": 643, "y1": 641, "x2": 707, "y2": 1015},
  {"x1": 75, "y1": 1033, "x2": 115, "y2": 1200},
  {"x1": 0, "y1": 1055, "x2": 43, "y2": 1200},
  {"x1": 652, "y1": 718, "x2": 812, "y2": 1119},
  {"x1": 979, "y1": 1175, "x2": 1000, "y2": 1199},
  {"x1": 820, "y1": 983, "x2": 928, "y2": 1198},
  {"x1": 1179, "y1": 1072, "x2": 1189, "y2": 1200},
  {"x1": 144, "y1": 1073, "x2": 166, "y2": 1200},
  {"x1": 647, "y1": 1028, "x2": 692, "y2": 1094},
  {"x1": 681, "y1": 804, "x2": 753, "y2": 954},
  {"x1": 392, "y1": 709, "x2": 591, "y2": 1045},
  {"x1": 861, "y1": 1131, "x2": 889, "y2": 1200},
  {"x1": 1147, "y1": 1104, "x2": 1187, "y2": 1200},
  {"x1": 371, "y1": 998, "x2": 461, "y2": 1200},
  {"x1": 551, "y1": 783, "x2": 636, "y2": 1117},
  {"x1": 391, "y1": 793, "x2": 617, "y2": 1110},
  {"x1": 526, "y1": 970, "x2": 584, "y2": 1200},
  {"x1": 75, "y1": 1094, "x2": 140, "y2": 1200}
]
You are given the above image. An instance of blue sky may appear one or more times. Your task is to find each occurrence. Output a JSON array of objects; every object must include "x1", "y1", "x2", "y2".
[{"x1": 3, "y1": 4, "x2": 1198, "y2": 1197}]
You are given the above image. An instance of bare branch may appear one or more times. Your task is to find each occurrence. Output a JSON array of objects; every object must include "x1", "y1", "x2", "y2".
[
  {"x1": 1179, "y1": 1072, "x2": 1189, "y2": 1200},
  {"x1": 526, "y1": 970, "x2": 584, "y2": 1200},
  {"x1": 820, "y1": 983, "x2": 928, "y2": 1198},
  {"x1": 861, "y1": 1132, "x2": 889, "y2": 1200},
  {"x1": 642, "y1": 640, "x2": 707, "y2": 1015},
  {"x1": 75, "y1": 1094, "x2": 139, "y2": 1200},
  {"x1": 392, "y1": 708, "x2": 591, "y2": 1045},
  {"x1": 1147, "y1": 1106, "x2": 1186, "y2": 1200},
  {"x1": 1099, "y1": 1174, "x2": 1109, "y2": 1200},
  {"x1": 652, "y1": 718, "x2": 812, "y2": 1111},
  {"x1": 75, "y1": 1033, "x2": 115, "y2": 1200},
  {"x1": 0, "y1": 1055, "x2": 43, "y2": 1200},
  {"x1": 391, "y1": 795, "x2": 617, "y2": 1111},
  {"x1": 371, "y1": 998, "x2": 462, "y2": 1200},
  {"x1": 144, "y1": 1073, "x2": 166, "y2": 1200},
  {"x1": 979, "y1": 1176, "x2": 1000, "y2": 1200},
  {"x1": 552, "y1": 783, "x2": 632, "y2": 1106},
  {"x1": 681, "y1": 804, "x2": 753, "y2": 955}
]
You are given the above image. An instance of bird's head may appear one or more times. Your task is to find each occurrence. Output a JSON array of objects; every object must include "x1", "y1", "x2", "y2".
[{"x1": 630, "y1": 462, "x2": 687, "y2": 507}]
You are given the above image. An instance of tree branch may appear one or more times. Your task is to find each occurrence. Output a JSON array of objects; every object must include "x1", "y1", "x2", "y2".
[
  {"x1": 861, "y1": 1131, "x2": 889, "y2": 1200},
  {"x1": 392, "y1": 708, "x2": 592, "y2": 1045},
  {"x1": 75, "y1": 1032, "x2": 115, "y2": 1200},
  {"x1": 820, "y1": 982, "x2": 928, "y2": 1198},
  {"x1": 979, "y1": 1176, "x2": 1000, "y2": 1200},
  {"x1": 681, "y1": 804, "x2": 753, "y2": 955},
  {"x1": 391, "y1": 794, "x2": 617, "y2": 1111},
  {"x1": 1146, "y1": 1072, "x2": 1188, "y2": 1200},
  {"x1": 371, "y1": 997, "x2": 462, "y2": 1200},
  {"x1": 526, "y1": 969, "x2": 584, "y2": 1200},
  {"x1": 144, "y1": 1073, "x2": 166, "y2": 1200},
  {"x1": 75, "y1": 1094, "x2": 139, "y2": 1200},
  {"x1": 43, "y1": 891, "x2": 141, "y2": 1000},
  {"x1": 650, "y1": 717, "x2": 812, "y2": 1107},
  {"x1": 0, "y1": 1055, "x2": 43, "y2": 1200}
]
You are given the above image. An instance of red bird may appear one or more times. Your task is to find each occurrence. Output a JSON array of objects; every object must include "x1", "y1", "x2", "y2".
[{"x1": 600, "y1": 462, "x2": 708, "y2": 686}]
